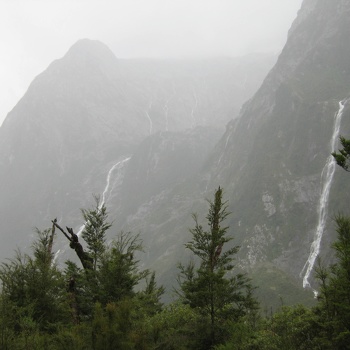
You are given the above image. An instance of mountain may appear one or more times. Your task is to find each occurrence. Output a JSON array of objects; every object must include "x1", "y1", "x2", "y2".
[
  {"x1": 206, "y1": 0, "x2": 350, "y2": 284},
  {"x1": 0, "y1": 39, "x2": 274, "y2": 259},
  {"x1": 106, "y1": 0, "x2": 350, "y2": 304},
  {"x1": 1, "y1": 0, "x2": 349, "y2": 308}
]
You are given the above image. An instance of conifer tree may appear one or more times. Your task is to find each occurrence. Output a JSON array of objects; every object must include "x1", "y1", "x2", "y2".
[
  {"x1": 178, "y1": 187, "x2": 258, "y2": 348},
  {"x1": 315, "y1": 215, "x2": 350, "y2": 349},
  {"x1": 98, "y1": 231, "x2": 150, "y2": 305},
  {"x1": 0, "y1": 228, "x2": 69, "y2": 333},
  {"x1": 332, "y1": 136, "x2": 350, "y2": 172},
  {"x1": 81, "y1": 195, "x2": 112, "y2": 271}
]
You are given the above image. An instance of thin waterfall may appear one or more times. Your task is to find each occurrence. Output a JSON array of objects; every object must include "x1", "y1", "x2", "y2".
[
  {"x1": 76, "y1": 156, "x2": 131, "y2": 237},
  {"x1": 53, "y1": 156, "x2": 131, "y2": 264},
  {"x1": 301, "y1": 101, "x2": 345, "y2": 288},
  {"x1": 145, "y1": 100, "x2": 153, "y2": 135},
  {"x1": 100, "y1": 157, "x2": 131, "y2": 209},
  {"x1": 53, "y1": 249, "x2": 61, "y2": 263}
]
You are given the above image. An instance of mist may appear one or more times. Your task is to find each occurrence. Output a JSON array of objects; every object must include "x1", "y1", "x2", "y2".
[{"x1": 0, "y1": 0, "x2": 302, "y2": 126}]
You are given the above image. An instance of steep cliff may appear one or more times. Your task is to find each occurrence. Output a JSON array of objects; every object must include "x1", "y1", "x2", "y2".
[
  {"x1": 206, "y1": 0, "x2": 350, "y2": 287},
  {"x1": 1, "y1": 0, "x2": 349, "y2": 306},
  {"x1": 110, "y1": 0, "x2": 350, "y2": 302},
  {"x1": 0, "y1": 39, "x2": 273, "y2": 259}
]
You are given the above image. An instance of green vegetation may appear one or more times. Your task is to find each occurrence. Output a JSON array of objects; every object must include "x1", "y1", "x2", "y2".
[
  {"x1": 332, "y1": 135, "x2": 350, "y2": 172},
  {"x1": 1, "y1": 187, "x2": 350, "y2": 349},
  {"x1": 177, "y1": 187, "x2": 258, "y2": 348},
  {"x1": 251, "y1": 262, "x2": 315, "y2": 312}
]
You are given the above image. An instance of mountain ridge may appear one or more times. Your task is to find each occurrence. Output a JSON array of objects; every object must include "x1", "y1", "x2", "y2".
[
  {"x1": 1, "y1": 0, "x2": 349, "y2": 306},
  {"x1": 106, "y1": 0, "x2": 350, "y2": 300},
  {"x1": 0, "y1": 39, "x2": 274, "y2": 263}
]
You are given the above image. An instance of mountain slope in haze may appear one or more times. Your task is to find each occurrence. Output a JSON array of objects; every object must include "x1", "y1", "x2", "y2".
[
  {"x1": 0, "y1": 39, "x2": 149, "y2": 254},
  {"x1": 0, "y1": 39, "x2": 274, "y2": 259},
  {"x1": 3, "y1": 0, "x2": 349, "y2": 308},
  {"x1": 207, "y1": 0, "x2": 350, "y2": 282},
  {"x1": 108, "y1": 0, "x2": 350, "y2": 303}
]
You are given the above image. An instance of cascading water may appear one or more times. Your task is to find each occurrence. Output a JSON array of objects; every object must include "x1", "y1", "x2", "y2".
[
  {"x1": 163, "y1": 100, "x2": 170, "y2": 131},
  {"x1": 100, "y1": 157, "x2": 131, "y2": 209},
  {"x1": 145, "y1": 101, "x2": 153, "y2": 135},
  {"x1": 190, "y1": 90, "x2": 198, "y2": 128},
  {"x1": 76, "y1": 156, "x2": 131, "y2": 237},
  {"x1": 53, "y1": 157, "x2": 131, "y2": 263},
  {"x1": 300, "y1": 101, "x2": 346, "y2": 288}
]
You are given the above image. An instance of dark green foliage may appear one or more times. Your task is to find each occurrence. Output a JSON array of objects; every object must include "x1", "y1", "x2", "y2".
[
  {"x1": 312, "y1": 215, "x2": 350, "y2": 349},
  {"x1": 50, "y1": 323, "x2": 91, "y2": 350},
  {"x1": 91, "y1": 301, "x2": 134, "y2": 350},
  {"x1": 63, "y1": 260, "x2": 94, "y2": 322},
  {"x1": 3, "y1": 189, "x2": 350, "y2": 349},
  {"x1": 332, "y1": 136, "x2": 350, "y2": 172},
  {"x1": 98, "y1": 231, "x2": 150, "y2": 305},
  {"x1": 81, "y1": 195, "x2": 112, "y2": 271},
  {"x1": 262, "y1": 305, "x2": 320, "y2": 350},
  {"x1": 0, "y1": 198, "x2": 166, "y2": 349},
  {"x1": 0, "y1": 229, "x2": 69, "y2": 333},
  {"x1": 147, "y1": 302, "x2": 205, "y2": 349},
  {"x1": 63, "y1": 210, "x2": 156, "y2": 325},
  {"x1": 178, "y1": 187, "x2": 258, "y2": 348},
  {"x1": 137, "y1": 271, "x2": 165, "y2": 316},
  {"x1": 223, "y1": 305, "x2": 320, "y2": 350}
]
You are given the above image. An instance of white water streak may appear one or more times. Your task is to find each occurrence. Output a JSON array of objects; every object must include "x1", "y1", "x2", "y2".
[
  {"x1": 191, "y1": 90, "x2": 198, "y2": 128},
  {"x1": 76, "y1": 156, "x2": 131, "y2": 237},
  {"x1": 301, "y1": 101, "x2": 345, "y2": 288},
  {"x1": 53, "y1": 249, "x2": 61, "y2": 264},
  {"x1": 163, "y1": 100, "x2": 170, "y2": 131},
  {"x1": 146, "y1": 112, "x2": 153, "y2": 135},
  {"x1": 163, "y1": 84, "x2": 176, "y2": 131},
  {"x1": 100, "y1": 157, "x2": 130, "y2": 208},
  {"x1": 145, "y1": 101, "x2": 153, "y2": 135}
]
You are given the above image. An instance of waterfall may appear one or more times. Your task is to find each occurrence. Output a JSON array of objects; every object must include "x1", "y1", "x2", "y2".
[
  {"x1": 301, "y1": 101, "x2": 345, "y2": 288},
  {"x1": 52, "y1": 157, "x2": 131, "y2": 264},
  {"x1": 53, "y1": 156, "x2": 131, "y2": 264},
  {"x1": 145, "y1": 100, "x2": 153, "y2": 135},
  {"x1": 190, "y1": 90, "x2": 198, "y2": 128},
  {"x1": 100, "y1": 157, "x2": 131, "y2": 209},
  {"x1": 163, "y1": 100, "x2": 170, "y2": 131},
  {"x1": 53, "y1": 249, "x2": 61, "y2": 264},
  {"x1": 76, "y1": 156, "x2": 131, "y2": 237}
]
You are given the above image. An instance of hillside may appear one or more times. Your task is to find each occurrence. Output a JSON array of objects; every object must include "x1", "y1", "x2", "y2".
[{"x1": 1, "y1": 0, "x2": 349, "y2": 308}]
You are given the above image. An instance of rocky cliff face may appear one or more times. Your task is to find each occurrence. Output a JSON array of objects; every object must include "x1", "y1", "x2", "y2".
[
  {"x1": 205, "y1": 0, "x2": 350, "y2": 285},
  {"x1": 0, "y1": 39, "x2": 273, "y2": 259},
  {"x1": 1, "y1": 0, "x2": 349, "y2": 306},
  {"x1": 107, "y1": 0, "x2": 350, "y2": 301},
  {"x1": 0, "y1": 39, "x2": 148, "y2": 254}
]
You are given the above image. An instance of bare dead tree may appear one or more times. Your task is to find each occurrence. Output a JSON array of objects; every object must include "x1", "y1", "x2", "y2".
[{"x1": 51, "y1": 220, "x2": 93, "y2": 271}]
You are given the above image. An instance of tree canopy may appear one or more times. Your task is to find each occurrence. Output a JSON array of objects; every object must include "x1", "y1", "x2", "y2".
[
  {"x1": 177, "y1": 187, "x2": 258, "y2": 348},
  {"x1": 1, "y1": 185, "x2": 350, "y2": 349},
  {"x1": 332, "y1": 136, "x2": 350, "y2": 171}
]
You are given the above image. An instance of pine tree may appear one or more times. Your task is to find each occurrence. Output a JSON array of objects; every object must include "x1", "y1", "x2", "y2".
[
  {"x1": 178, "y1": 187, "x2": 258, "y2": 348},
  {"x1": 315, "y1": 215, "x2": 350, "y2": 349},
  {"x1": 332, "y1": 136, "x2": 350, "y2": 172},
  {"x1": 98, "y1": 231, "x2": 149, "y2": 305},
  {"x1": 0, "y1": 228, "x2": 69, "y2": 333},
  {"x1": 81, "y1": 195, "x2": 112, "y2": 271}
]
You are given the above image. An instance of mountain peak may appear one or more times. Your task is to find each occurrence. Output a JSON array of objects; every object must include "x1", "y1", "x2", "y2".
[
  {"x1": 61, "y1": 39, "x2": 118, "y2": 70},
  {"x1": 24, "y1": 38, "x2": 120, "y2": 95},
  {"x1": 66, "y1": 39, "x2": 117, "y2": 60}
]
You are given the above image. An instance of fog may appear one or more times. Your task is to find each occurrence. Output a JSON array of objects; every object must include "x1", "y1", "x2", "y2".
[{"x1": 0, "y1": 0, "x2": 303, "y2": 126}]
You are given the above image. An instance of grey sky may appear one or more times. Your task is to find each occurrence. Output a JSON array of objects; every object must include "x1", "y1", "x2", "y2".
[{"x1": 0, "y1": 0, "x2": 303, "y2": 126}]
